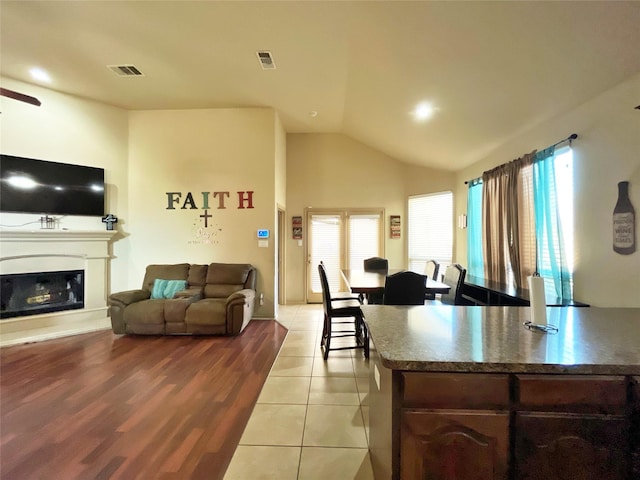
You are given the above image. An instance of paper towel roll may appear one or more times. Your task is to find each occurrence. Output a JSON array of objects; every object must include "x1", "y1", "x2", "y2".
[{"x1": 528, "y1": 275, "x2": 547, "y2": 324}]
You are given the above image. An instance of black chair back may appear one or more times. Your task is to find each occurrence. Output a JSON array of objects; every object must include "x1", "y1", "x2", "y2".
[
  {"x1": 318, "y1": 262, "x2": 334, "y2": 315},
  {"x1": 383, "y1": 271, "x2": 427, "y2": 305},
  {"x1": 363, "y1": 257, "x2": 388, "y2": 272},
  {"x1": 440, "y1": 264, "x2": 466, "y2": 305}
]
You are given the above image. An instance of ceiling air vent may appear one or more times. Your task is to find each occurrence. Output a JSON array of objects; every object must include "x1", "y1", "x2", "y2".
[
  {"x1": 256, "y1": 51, "x2": 276, "y2": 70},
  {"x1": 107, "y1": 65, "x2": 144, "y2": 77}
]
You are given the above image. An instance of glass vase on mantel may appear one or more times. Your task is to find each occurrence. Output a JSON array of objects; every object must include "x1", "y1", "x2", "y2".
[{"x1": 613, "y1": 181, "x2": 635, "y2": 255}]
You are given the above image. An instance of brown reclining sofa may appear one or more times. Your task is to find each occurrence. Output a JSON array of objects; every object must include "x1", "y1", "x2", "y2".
[{"x1": 108, "y1": 263, "x2": 256, "y2": 335}]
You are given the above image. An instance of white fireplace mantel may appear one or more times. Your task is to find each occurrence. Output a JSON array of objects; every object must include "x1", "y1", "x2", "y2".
[
  {"x1": 0, "y1": 228, "x2": 115, "y2": 241},
  {"x1": 0, "y1": 229, "x2": 117, "y2": 347}
]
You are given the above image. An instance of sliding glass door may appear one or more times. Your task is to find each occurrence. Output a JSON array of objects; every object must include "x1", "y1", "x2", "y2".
[{"x1": 306, "y1": 208, "x2": 384, "y2": 303}]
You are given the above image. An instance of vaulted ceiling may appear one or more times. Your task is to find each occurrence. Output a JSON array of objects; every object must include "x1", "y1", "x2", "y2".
[{"x1": 2, "y1": 1, "x2": 639, "y2": 171}]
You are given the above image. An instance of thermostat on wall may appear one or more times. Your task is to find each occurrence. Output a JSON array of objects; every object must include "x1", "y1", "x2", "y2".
[{"x1": 257, "y1": 229, "x2": 270, "y2": 239}]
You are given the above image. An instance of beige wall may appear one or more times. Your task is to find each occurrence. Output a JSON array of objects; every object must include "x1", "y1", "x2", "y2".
[
  {"x1": 285, "y1": 133, "x2": 455, "y2": 303},
  {"x1": 5, "y1": 72, "x2": 636, "y2": 312},
  {"x1": 127, "y1": 108, "x2": 279, "y2": 317},
  {"x1": 455, "y1": 73, "x2": 640, "y2": 307},
  {"x1": 0, "y1": 77, "x2": 130, "y2": 291}
]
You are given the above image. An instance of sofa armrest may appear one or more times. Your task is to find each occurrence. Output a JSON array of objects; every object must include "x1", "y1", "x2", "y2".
[
  {"x1": 108, "y1": 289, "x2": 150, "y2": 334},
  {"x1": 226, "y1": 289, "x2": 256, "y2": 335},
  {"x1": 226, "y1": 289, "x2": 254, "y2": 303},
  {"x1": 109, "y1": 289, "x2": 150, "y2": 307}
]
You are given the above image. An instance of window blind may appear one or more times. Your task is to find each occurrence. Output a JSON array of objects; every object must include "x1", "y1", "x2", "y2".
[
  {"x1": 310, "y1": 215, "x2": 342, "y2": 293},
  {"x1": 408, "y1": 192, "x2": 453, "y2": 274},
  {"x1": 348, "y1": 214, "x2": 381, "y2": 270}
]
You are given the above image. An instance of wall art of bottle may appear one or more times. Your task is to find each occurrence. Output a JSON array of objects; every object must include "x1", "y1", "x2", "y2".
[{"x1": 613, "y1": 181, "x2": 635, "y2": 254}]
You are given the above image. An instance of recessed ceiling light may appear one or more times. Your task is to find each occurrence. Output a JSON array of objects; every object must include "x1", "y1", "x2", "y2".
[
  {"x1": 29, "y1": 67, "x2": 51, "y2": 83},
  {"x1": 412, "y1": 102, "x2": 438, "y2": 122}
]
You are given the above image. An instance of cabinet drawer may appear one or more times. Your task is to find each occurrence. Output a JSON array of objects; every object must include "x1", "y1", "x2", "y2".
[
  {"x1": 402, "y1": 372, "x2": 509, "y2": 409},
  {"x1": 516, "y1": 375, "x2": 627, "y2": 413},
  {"x1": 514, "y1": 412, "x2": 628, "y2": 480}
]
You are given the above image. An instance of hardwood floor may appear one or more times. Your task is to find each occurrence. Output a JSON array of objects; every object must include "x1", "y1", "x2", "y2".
[{"x1": 0, "y1": 320, "x2": 287, "y2": 480}]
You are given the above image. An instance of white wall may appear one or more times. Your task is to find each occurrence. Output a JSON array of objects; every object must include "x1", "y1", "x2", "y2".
[
  {"x1": 455, "y1": 73, "x2": 640, "y2": 307},
  {"x1": 127, "y1": 108, "x2": 279, "y2": 317},
  {"x1": 0, "y1": 77, "x2": 130, "y2": 292}
]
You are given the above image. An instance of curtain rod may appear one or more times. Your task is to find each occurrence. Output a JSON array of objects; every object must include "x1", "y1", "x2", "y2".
[{"x1": 464, "y1": 133, "x2": 578, "y2": 185}]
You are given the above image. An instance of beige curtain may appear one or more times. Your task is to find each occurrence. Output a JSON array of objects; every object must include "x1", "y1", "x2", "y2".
[{"x1": 482, "y1": 152, "x2": 536, "y2": 289}]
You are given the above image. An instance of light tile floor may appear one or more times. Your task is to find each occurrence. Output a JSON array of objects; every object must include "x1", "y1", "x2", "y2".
[{"x1": 224, "y1": 304, "x2": 374, "y2": 480}]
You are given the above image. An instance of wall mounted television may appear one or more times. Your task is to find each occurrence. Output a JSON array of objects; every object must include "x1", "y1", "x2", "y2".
[{"x1": 0, "y1": 154, "x2": 105, "y2": 216}]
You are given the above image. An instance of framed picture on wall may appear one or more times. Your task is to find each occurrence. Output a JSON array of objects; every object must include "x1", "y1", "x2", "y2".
[
  {"x1": 292, "y1": 216, "x2": 303, "y2": 239},
  {"x1": 390, "y1": 215, "x2": 401, "y2": 239}
]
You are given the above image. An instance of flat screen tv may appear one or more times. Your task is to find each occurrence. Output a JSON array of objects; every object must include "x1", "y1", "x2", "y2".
[{"x1": 0, "y1": 154, "x2": 105, "y2": 216}]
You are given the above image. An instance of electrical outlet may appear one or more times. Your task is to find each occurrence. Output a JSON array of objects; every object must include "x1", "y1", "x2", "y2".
[{"x1": 259, "y1": 293, "x2": 264, "y2": 305}]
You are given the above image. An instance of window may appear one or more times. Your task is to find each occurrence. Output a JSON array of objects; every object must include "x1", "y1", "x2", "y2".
[
  {"x1": 467, "y1": 146, "x2": 574, "y2": 300},
  {"x1": 408, "y1": 192, "x2": 453, "y2": 275}
]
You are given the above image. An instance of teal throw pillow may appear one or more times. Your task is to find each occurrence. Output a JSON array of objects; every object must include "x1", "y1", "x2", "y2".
[
  {"x1": 150, "y1": 279, "x2": 187, "y2": 299},
  {"x1": 150, "y1": 279, "x2": 168, "y2": 299},
  {"x1": 163, "y1": 279, "x2": 187, "y2": 298}
]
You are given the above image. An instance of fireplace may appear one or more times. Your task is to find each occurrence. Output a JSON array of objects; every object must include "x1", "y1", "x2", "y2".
[
  {"x1": 1, "y1": 270, "x2": 84, "y2": 319},
  {"x1": 0, "y1": 229, "x2": 115, "y2": 346}
]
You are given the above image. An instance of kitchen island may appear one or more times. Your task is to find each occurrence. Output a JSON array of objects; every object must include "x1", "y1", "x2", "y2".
[{"x1": 361, "y1": 305, "x2": 640, "y2": 480}]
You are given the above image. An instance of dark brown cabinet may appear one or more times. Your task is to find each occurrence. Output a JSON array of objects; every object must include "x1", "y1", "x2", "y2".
[
  {"x1": 398, "y1": 373, "x2": 511, "y2": 480},
  {"x1": 514, "y1": 412, "x2": 627, "y2": 480},
  {"x1": 401, "y1": 410, "x2": 509, "y2": 480},
  {"x1": 383, "y1": 372, "x2": 636, "y2": 480},
  {"x1": 632, "y1": 377, "x2": 640, "y2": 478},
  {"x1": 514, "y1": 374, "x2": 629, "y2": 480}
]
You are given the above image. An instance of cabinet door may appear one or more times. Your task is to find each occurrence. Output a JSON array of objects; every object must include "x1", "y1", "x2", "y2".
[
  {"x1": 401, "y1": 410, "x2": 509, "y2": 480},
  {"x1": 515, "y1": 412, "x2": 628, "y2": 480},
  {"x1": 632, "y1": 376, "x2": 640, "y2": 479}
]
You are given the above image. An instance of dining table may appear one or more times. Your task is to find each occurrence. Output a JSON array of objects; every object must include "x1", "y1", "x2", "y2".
[{"x1": 340, "y1": 268, "x2": 451, "y2": 301}]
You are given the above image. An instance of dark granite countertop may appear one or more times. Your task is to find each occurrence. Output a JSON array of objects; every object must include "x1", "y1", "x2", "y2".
[{"x1": 361, "y1": 305, "x2": 640, "y2": 375}]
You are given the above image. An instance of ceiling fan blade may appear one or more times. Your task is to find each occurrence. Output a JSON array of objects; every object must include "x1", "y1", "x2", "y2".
[{"x1": 0, "y1": 87, "x2": 42, "y2": 106}]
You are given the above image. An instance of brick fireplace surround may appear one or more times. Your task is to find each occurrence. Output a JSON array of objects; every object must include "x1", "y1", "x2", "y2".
[{"x1": 0, "y1": 230, "x2": 115, "y2": 347}]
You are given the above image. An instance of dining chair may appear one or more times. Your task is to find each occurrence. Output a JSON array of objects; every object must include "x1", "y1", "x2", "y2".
[
  {"x1": 383, "y1": 271, "x2": 427, "y2": 305},
  {"x1": 363, "y1": 257, "x2": 389, "y2": 272},
  {"x1": 363, "y1": 257, "x2": 388, "y2": 304},
  {"x1": 319, "y1": 261, "x2": 361, "y2": 302},
  {"x1": 427, "y1": 263, "x2": 467, "y2": 305},
  {"x1": 318, "y1": 263, "x2": 369, "y2": 360},
  {"x1": 424, "y1": 260, "x2": 440, "y2": 300}
]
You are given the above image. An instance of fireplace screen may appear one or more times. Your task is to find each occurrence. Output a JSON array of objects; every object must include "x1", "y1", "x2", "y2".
[{"x1": 0, "y1": 270, "x2": 84, "y2": 319}]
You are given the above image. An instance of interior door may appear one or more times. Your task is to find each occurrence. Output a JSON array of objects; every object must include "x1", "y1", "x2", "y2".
[{"x1": 306, "y1": 212, "x2": 344, "y2": 303}]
